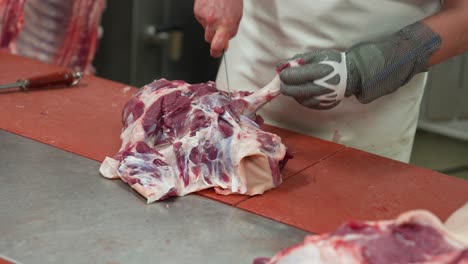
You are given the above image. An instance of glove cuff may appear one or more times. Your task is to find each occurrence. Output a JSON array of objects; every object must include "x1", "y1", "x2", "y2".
[
  {"x1": 398, "y1": 21, "x2": 442, "y2": 72},
  {"x1": 350, "y1": 21, "x2": 442, "y2": 104}
]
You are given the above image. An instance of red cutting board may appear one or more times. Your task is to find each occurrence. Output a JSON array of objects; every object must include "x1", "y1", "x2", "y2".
[
  {"x1": 0, "y1": 258, "x2": 12, "y2": 264},
  {"x1": 0, "y1": 51, "x2": 131, "y2": 160},
  {"x1": 1, "y1": 51, "x2": 467, "y2": 234}
]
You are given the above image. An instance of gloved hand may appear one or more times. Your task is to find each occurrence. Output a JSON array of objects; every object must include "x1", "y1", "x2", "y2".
[
  {"x1": 194, "y1": 0, "x2": 243, "y2": 57},
  {"x1": 279, "y1": 22, "x2": 442, "y2": 110}
]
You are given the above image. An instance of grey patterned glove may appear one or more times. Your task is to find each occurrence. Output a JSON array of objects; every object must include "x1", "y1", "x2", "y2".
[{"x1": 279, "y1": 22, "x2": 442, "y2": 110}]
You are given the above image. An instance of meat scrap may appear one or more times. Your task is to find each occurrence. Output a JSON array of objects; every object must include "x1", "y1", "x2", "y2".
[
  {"x1": 99, "y1": 79, "x2": 291, "y2": 203},
  {"x1": 255, "y1": 207, "x2": 468, "y2": 264}
]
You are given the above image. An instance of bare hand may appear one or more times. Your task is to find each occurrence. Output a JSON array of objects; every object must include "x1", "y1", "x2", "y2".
[{"x1": 194, "y1": 0, "x2": 243, "y2": 57}]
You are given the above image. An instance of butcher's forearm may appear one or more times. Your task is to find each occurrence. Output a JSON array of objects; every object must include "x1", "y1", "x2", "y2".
[{"x1": 424, "y1": 0, "x2": 468, "y2": 66}]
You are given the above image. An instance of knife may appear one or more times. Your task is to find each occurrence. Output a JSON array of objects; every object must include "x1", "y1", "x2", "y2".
[
  {"x1": 0, "y1": 70, "x2": 83, "y2": 92},
  {"x1": 223, "y1": 50, "x2": 231, "y2": 100}
]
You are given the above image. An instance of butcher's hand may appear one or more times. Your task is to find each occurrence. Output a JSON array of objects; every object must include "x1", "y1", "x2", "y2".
[
  {"x1": 194, "y1": 0, "x2": 243, "y2": 58},
  {"x1": 279, "y1": 22, "x2": 441, "y2": 110}
]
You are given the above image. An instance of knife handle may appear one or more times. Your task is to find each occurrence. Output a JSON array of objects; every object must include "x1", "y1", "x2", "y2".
[{"x1": 21, "y1": 71, "x2": 83, "y2": 89}]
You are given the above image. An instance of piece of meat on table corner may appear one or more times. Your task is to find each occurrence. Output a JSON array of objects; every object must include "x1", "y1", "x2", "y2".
[
  {"x1": 255, "y1": 207, "x2": 468, "y2": 264},
  {"x1": 99, "y1": 79, "x2": 293, "y2": 203}
]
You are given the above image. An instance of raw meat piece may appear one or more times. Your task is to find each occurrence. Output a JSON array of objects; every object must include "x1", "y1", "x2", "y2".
[
  {"x1": 0, "y1": 0, "x2": 106, "y2": 73},
  {"x1": 445, "y1": 203, "x2": 468, "y2": 246},
  {"x1": 99, "y1": 78, "x2": 292, "y2": 203},
  {"x1": 255, "y1": 207, "x2": 468, "y2": 264}
]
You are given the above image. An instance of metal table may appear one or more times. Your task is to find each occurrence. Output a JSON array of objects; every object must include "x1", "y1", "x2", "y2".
[{"x1": 0, "y1": 130, "x2": 307, "y2": 264}]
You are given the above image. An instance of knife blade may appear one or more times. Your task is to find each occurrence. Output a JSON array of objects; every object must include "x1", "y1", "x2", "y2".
[
  {"x1": 0, "y1": 82, "x2": 20, "y2": 90},
  {"x1": 223, "y1": 50, "x2": 231, "y2": 100},
  {"x1": 0, "y1": 71, "x2": 83, "y2": 91}
]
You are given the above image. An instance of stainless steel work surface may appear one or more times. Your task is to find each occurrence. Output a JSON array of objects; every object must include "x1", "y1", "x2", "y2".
[{"x1": 0, "y1": 130, "x2": 308, "y2": 264}]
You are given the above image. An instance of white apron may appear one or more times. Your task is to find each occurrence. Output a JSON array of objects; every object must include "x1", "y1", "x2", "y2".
[{"x1": 216, "y1": 0, "x2": 441, "y2": 162}]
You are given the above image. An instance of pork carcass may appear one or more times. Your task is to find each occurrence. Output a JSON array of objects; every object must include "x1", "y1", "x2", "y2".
[
  {"x1": 99, "y1": 76, "x2": 292, "y2": 203},
  {"x1": 255, "y1": 205, "x2": 468, "y2": 264},
  {"x1": 0, "y1": 0, "x2": 25, "y2": 48},
  {"x1": 0, "y1": 0, "x2": 106, "y2": 73}
]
